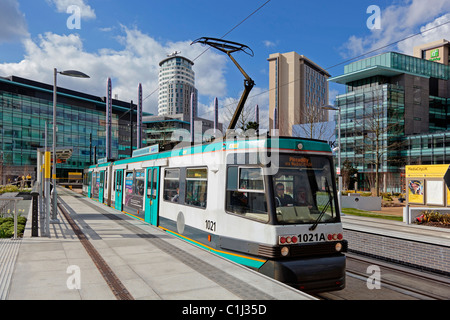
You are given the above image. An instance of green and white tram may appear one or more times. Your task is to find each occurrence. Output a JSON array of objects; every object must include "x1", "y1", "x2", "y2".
[{"x1": 83, "y1": 136, "x2": 347, "y2": 292}]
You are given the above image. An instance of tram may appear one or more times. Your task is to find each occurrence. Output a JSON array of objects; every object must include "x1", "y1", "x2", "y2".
[{"x1": 83, "y1": 135, "x2": 347, "y2": 293}]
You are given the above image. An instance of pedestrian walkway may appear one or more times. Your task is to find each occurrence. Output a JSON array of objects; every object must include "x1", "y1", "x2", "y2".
[{"x1": 3, "y1": 187, "x2": 315, "y2": 300}]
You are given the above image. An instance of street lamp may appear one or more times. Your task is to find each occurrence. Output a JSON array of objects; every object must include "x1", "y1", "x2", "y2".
[
  {"x1": 321, "y1": 104, "x2": 342, "y2": 212},
  {"x1": 52, "y1": 68, "x2": 90, "y2": 222}
]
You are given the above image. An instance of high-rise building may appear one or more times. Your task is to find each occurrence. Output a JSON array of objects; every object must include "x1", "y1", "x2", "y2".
[
  {"x1": 330, "y1": 50, "x2": 450, "y2": 192},
  {"x1": 413, "y1": 39, "x2": 450, "y2": 66},
  {"x1": 268, "y1": 52, "x2": 330, "y2": 136},
  {"x1": 158, "y1": 54, "x2": 198, "y2": 117}
]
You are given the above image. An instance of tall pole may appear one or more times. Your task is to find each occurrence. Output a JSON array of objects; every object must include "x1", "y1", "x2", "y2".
[
  {"x1": 44, "y1": 121, "x2": 50, "y2": 236},
  {"x1": 214, "y1": 97, "x2": 218, "y2": 135},
  {"x1": 337, "y1": 107, "x2": 342, "y2": 212},
  {"x1": 51, "y1": 68, "x2": 59, "y2": 223},
  {"x1": 137, "y1": 83, "x2": 143, "y2": 149},
  {"x1": 89, "y1": 132, "x2": 92, "y2": 165},
  {"x1": 106, "y1": 78, "x2": 112, "y2": 159},
  {"x1": 130, "y1": 100, "x2": 134, "y2": 157},
  {"x1": 190, "y1": 92, "x2": 195, "y2": 143}
]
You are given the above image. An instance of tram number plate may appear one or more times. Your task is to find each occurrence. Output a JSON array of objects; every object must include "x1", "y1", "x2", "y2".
[
  {"x1": 299, "y1": 233, "x2": 326, "y2": 243},
  {"x1": 205, "y1": 220, "x2": 216, "y2": 232}
]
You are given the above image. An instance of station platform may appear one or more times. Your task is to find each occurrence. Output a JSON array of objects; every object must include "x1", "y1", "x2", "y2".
[
  {"x1": 341, "y1": 215, "x2": 450, "y2": 247},
  {"x1": 2, "y1": 187, "x2": 315, "y2": 301}
]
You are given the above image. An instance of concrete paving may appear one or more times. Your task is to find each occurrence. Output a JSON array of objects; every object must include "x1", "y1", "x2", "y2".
[{"x1": 3, "y1": 188, "x2": 316, "y2": 300}]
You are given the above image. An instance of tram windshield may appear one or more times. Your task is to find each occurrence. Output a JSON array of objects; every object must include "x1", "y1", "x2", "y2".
[{"x1": 273, "y1": 155, "x2": 338, "y2": 225}]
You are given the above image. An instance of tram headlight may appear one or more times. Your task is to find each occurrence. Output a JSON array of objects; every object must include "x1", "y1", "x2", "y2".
[
  {"x1": 281, "y1": 247, "x2": 289, "y2": 257},
  {"x1": 335, "y1": 242, "x2": 343, "y2": 252}
]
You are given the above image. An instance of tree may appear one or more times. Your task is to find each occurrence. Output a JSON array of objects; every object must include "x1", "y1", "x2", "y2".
[
  {"x1": 353, "y1": 88, "x2": 405, "y2": 196},
  {"x1": 342, "y1": 160, "x2": 358, "y2": 190},
  {"x1": 291, "y1": 104, "x2": 334, "y2": 142}
]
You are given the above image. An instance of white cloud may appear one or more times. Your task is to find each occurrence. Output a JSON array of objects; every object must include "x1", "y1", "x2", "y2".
[
  {"x1": 0, "y1": 26, "x2": 229, "y2": 116},
  {"x1": 398, "y1": 13, "x2": 450, "y2": 54},
  {"x1": 0, "y1": 0, "x2": 28, "y2": 42},
  {"x1": 263, "y1": 40, "x2": 277, "y2": 48},
  {"x1": 198, "y1": 86, "x2": 270, "y2": 130},
  {"x1": 340, "y1": 0, "x2": 450, "y2": 58},
  {"x1": 47, "y1": 0, "x2": 96, "y2": 20}
]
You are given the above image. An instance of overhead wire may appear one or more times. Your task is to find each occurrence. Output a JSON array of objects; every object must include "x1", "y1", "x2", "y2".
[
  {"x1": 142, "y1": 0, "x2": 272, "y2": 103},
  {"x1": 201, "y1": 17, "x2": 450, "y2": 117}
]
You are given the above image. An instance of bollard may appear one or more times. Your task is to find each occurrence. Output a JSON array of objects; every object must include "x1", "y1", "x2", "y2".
[
  {"x1": 13, "y1": 200, "x2": 17, "y2": 240},
  {"x1": 31, "y1": 183, "x2": 40, "y2": 237}
]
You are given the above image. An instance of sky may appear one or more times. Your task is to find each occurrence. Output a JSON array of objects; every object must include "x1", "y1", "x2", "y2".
[{"x1": 0, "y1": 0, "x2": 449, "y2": 129}]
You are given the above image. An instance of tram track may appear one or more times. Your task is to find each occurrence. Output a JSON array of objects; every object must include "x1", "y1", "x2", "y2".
[{"x1": 314, "y1": 253, "x2": 450, "y2": 300}]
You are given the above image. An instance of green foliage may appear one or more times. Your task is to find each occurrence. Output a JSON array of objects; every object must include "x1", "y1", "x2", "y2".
[
  {"x1": 0, "y1": 185, "x2": 20, "y2": 194},
  {"x1": 342, "y1": 191, "x2": 372, "y2": 197},
  {"x1": 341, "y1": 208, "x2": 403, "y2": 221},
  {"x1": 381, "y1": 193, "x2": 393, "y2": 201},
  {"x1": 0, "y1": 185, "x2": 32, "y2": 194},
  {"x1": 0, "y1": 217, "x2": 27, "y2": 238}
]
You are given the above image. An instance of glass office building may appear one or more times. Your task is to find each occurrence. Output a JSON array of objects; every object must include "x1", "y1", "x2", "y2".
[
  {"x1": 0, "y1": 76, "x2": 147, "y2": 184},
  {"x1": 330, "y1": 52, "x2": 450, "y2": 192}
]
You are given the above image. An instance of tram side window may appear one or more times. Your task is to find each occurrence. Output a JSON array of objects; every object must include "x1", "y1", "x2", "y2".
[
  {"x1": 135, "y1": 170, "x2": 145, "y2": 196},
  {"x1": 185, "y1": 168, "x2": 207, "y2": 209},
  {"x1": 226, "y1": 166, "x2": 268, "y2": 222},
  {"x1": 164, "y1": 169, "x2": 180, "y2": 202}
]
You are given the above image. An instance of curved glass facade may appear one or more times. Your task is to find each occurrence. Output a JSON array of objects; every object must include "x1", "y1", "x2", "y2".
[
  {"x1": 0, "y1": 76, "x2": 144, "y2": 183},
  {"x1": 332, "y1": 51, "x2": 450, "y2": 193}
]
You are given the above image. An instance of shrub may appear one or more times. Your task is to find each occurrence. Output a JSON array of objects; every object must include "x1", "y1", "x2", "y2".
[
  {"x1": 0, "y1": 185, "x2": 20, "y2": 194},
  {"x1": 0, "y1": 216, "x2": 27, "y2": 238},
  {"x1": 416, "y1": 211, "x2": 450, "y2": 226}
]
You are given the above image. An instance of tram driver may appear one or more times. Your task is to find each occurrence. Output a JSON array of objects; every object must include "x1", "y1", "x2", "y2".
[{"x1": 275, "y1": 183, "x2": 294, "y2": 207}]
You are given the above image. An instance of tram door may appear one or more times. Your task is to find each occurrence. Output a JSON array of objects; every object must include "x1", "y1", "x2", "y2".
[
  {"x1": 115, "y1": 169, "x2": 124, "y2": 211},
  {"x1": 99, "y1": 171, "x2": 105, "y2": 203},
  {"x1": 87, "y1": 172, "x2": 92, "y2": 198},
  {"x1": 145, "y1": 167, "x2": 159, "y2": 226}
]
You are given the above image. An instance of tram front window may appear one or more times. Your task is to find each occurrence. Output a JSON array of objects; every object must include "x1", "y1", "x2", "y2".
[
  {"x1": 273, "y1": 155, "x2": 338, "y2": 225},
  {"x1": 226, "y1": 166, "x2": 268, "y2": 222}
]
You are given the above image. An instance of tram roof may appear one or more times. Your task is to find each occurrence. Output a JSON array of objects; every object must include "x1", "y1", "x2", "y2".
[{"x1": 86, "y1": 136, "x2": 332, "y2": 169}]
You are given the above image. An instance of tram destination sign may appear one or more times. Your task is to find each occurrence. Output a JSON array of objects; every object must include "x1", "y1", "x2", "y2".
[
  {"x1": 283, "y1": 156, "x2": 312, "y2": 168},
  {"x1": 132, "y1": 144, "x2": 159, "y2": 157}
]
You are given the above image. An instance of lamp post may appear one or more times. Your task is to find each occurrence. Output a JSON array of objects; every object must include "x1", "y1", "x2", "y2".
[
  {"x1": 52, "y1": 69, "x2": 90, "y2": 222},
  {"x1": 321, "y1": 105, "x2": 342, "y2": 212}
]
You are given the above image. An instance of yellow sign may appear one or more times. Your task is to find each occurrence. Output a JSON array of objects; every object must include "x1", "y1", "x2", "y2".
[
  {"x1": 44, "y1": 152, "x2": 51, "y2": 179},
  {"x1": 448, "y1": 187, "x2": 450, "y2": 207},
  {"x1": 407, "y1": 179, "x2": 424, "y2": 204},
  {"x1": 405, "y1": 165, "x2": 449, "y2": 178}
]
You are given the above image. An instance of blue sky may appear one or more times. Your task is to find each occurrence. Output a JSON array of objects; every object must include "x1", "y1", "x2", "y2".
[{"x1": 0, "y1": 0, "x2": 449, "y2": 128}]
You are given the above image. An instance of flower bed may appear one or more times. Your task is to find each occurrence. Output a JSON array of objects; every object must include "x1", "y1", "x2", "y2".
[{"x1": 415, "y1": 210, "x2": 450, "y2": 229}]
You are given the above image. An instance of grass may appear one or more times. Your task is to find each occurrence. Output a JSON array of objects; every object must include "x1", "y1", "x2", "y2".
[{"x1": 341, "y1": 208, "x2": 403, "y2": 221}]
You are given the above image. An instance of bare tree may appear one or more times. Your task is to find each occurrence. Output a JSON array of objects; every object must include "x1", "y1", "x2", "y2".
[
  {"x1": 291, "y1": 104, "x2": 335, "y2": 142},
  {"x1": 223, "y1": 99, "x2": 255, "y2": 131}
]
